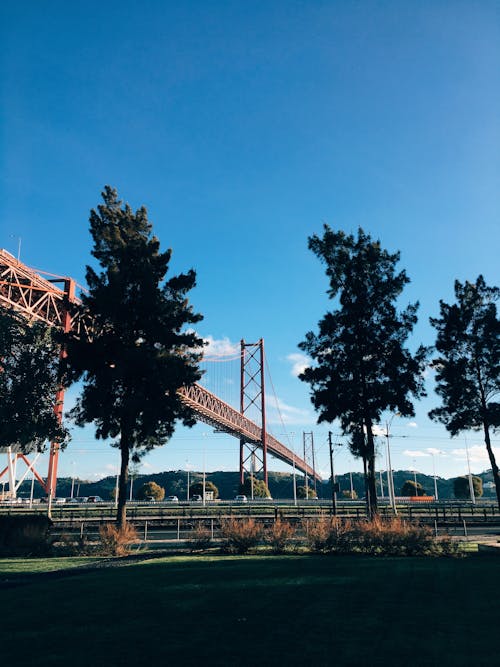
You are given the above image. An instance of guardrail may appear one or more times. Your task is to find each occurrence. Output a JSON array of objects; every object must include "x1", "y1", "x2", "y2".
[{"x1": 1, "y1": 499, "x2": 499, "y2": 524}]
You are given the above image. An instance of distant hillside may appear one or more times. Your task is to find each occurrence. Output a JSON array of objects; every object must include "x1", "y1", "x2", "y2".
[{"x1": 14, "y1": 468, "x2": 498, "y2": 500}]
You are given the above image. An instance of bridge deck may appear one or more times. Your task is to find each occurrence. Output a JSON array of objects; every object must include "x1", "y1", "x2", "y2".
[{"x1": 0, "y1": 249, "x2": 320, "y2": 480}]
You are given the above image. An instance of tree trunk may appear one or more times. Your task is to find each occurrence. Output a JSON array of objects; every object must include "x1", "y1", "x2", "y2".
[
  {"x1": 364, "y1": 417, "x2": 378, "y2": 519},
  {"x1": 476, "y1": 361, "x2": 500, "y2": 511},
  {"x1": 483, "y1": 422, "x2": 500, "y2": 512},
  {"x1": 362, "y1": 455, "x2": 370, "y2": 517},
  {"x1": 116, "y1": 435, "x2": 130, "y2": 530}
]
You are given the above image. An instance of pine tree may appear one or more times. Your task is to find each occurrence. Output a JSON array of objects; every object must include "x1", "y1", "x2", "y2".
[
  {"x1": 65, "y1": 187, "x2": 204, "y2": 527},
  {"x1": 299, "y1": 226, "x2": 427, "y2": 517},
  {"x1": 0, "y1": 307, "x2": 68, "y2": 452},
  {"x1": 430, "y1": 276, "x2": 500, "y2": 510}
]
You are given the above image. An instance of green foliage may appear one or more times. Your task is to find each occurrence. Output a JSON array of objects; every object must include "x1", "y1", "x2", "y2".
[
  {"x1": 400, "y1": 480, "x2": 427, "y2": 497},
  {"x1": 137, "y1": 481, "x2": 165, "y2": 501},
  {"x1": 240, "y1": 476, "x2": 271, "y2": 498},
  {"x1": 0, "y1": 307, "x2": 69, "y2": 452},
  {"x1": 189, "y1": 480, "x2": 219, "y2": 499},
  {"x1": 299, "y1": 227, "x2": 428, "y2": 516},
  {"x1": 430, "y1": 276, "x2": 500, "y2": 508},
  {"x1": 220, "y1": 518, "x2": 262, "y2": 554},
  {"x1": 453, "y1": 475, "x2": 483, "y2": 500},
  {"x1": 0, "y1": 515, "x2": 53, "y2": 556},
  {"x1": 64, "y1": 187, "x2": 204, "y2": 526},
  {"x1": 297, "y1": 485, "x2": 317, "y2": 499}
]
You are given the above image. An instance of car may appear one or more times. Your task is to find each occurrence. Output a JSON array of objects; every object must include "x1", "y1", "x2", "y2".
[
  {"x1": 234, "y1": 495, "x2": 248, "y2": 503},
  {"x1": 165, "y1": 495, "x2": 179, "y2": 503},
  {"x1": 86, "y1": 495, "x2": 103, "y2": 503},
  {"x1": 190, "y1": 494, "x2": 203, "y2": 502}
]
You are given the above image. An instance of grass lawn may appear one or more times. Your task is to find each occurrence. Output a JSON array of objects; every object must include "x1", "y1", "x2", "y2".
[
  {"x1": 0, "y1": 554, "x2": 498, "y2": 666},
  {"x1": 0, "y1": 556, "x2": 103, "y2": 577}
]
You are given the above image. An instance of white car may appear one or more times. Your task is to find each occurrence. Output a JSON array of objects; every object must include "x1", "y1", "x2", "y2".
[
  {"x1": 234, "y1": 495, "x2": 248, "y2": 503},
  {"x1": 165, "y1": 495, "x2": 179, "y2": 503}
]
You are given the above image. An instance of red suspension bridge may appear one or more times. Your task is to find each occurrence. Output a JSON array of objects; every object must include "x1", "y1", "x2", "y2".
[{"x1": 0, "y1": 248, "x2": 319, "y2": 498}]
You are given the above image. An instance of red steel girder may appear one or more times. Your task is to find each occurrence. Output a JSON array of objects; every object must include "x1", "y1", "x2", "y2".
[{"x1": 0, "y1": 249, "x2": 321, "y2": 484}]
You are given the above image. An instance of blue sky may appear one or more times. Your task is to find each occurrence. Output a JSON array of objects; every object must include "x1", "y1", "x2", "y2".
[{"x1": 1, "y1": 1, "x2": 499, "y2": 486}]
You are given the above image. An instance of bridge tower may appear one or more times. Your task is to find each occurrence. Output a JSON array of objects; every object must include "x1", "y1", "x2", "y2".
[
  {"x1": 239, "y1": 339, "x2": 267, "y2": 488},
  {"x1": 302, "y1": 431, "x2": 317, "y2": 497}
]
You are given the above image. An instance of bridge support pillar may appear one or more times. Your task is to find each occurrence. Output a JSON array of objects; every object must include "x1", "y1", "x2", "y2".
[
  {"x1": 45, "y1": 277, "x2": 76, "y2": 498},
  {"x1": 239, "y1": 339, "x2": 268, "y2": 489}
]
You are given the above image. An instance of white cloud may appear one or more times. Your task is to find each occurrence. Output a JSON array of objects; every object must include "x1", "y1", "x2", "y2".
[
  {"x1": 265, "y1": 395, "x2": 313, "y2": 425},
  {"x1": 403, "y1": 449, "x2": 431, "y2": 458},
  {"x1": 286, "y1": 353, "x2": 311, "y2": 377},
  {"x1": 450, "y1": 444, "x2": 500, "y2": 464},
  {"x1": 202, "y1": 335, "x2": 239, "y2": 358},
  {"x1": 371, "y1": 425, "x2": 386, "y2": 437},
  {"x1": 426, "y1": 447, "x2": 447, "y2": 457},
  {"x1": 407, "y1": 421, "x2": 418, "y2": 428}
]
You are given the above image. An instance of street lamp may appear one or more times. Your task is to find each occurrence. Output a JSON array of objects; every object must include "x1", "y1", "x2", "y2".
[
  {"x1": 430, "y1": 452, "x2": 439, "y2": 500},
  {"x1": 384, "y1": 414, "x2": 399, "y2": 515},
  {"x1": 70, "y1": 461, "x2": 76, "y2": 499},
  {"x1": 464, "y1": 438, "x2": 476, "y2": 504},
  {"x1": 186, "y1": 460, "x2": 191, "y2": 501}
]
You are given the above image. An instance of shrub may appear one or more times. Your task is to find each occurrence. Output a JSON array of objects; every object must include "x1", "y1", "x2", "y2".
[
  {"x1": 190, "y1": 481, "x2": 219, "y2": 499},
  {"x1": 306, "y1": 517, "x2": 354, "y2": 554},
  {"x1": 304, "y1": 517, "x2": 461, "y2": 557},
  {"x1": 355, "y1": 517, "x2": 436, "y2": 556},
  {"x1": 265, "y1": 519, "x2": 296, "y2": 554},
  {"x1": 0, "y1": 515, "x2": 53, "y2": 556},
  {"x1": 99, "y1": 522, "x2": 138, "y2": 556},
  {"x1": 186, "y1": 525, "x2": 213, "y2": 553},
  {"x1": 240, "y1": 476, "x2": 271, "y2": 498},
  {"x1": 220, "y1": 518, "x2": 262, "y2": 554},
  {"x1": 137, "y1": 481, "x2": 165, "y2": 501}
]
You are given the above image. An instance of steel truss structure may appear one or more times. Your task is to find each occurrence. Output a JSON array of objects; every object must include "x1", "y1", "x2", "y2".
[
  {"x1": 303, "y1": 431, "x2": 318, "y2": 496},
  {"x1": 0, "y1": 249, "x2": 319, "y2": 497},
  {"x1": 239, "y1": 339, "x2": 267, "y2": 486}
]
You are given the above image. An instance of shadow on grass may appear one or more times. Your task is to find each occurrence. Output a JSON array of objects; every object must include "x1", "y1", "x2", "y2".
[{"x1": 0, "y1": 554, "x2": 498, "y2": 666}]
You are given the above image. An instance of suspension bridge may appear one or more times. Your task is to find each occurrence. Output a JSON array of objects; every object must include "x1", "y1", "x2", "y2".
[{"x1": 0, "y1": 248, "x2": 319, "y2": 498}]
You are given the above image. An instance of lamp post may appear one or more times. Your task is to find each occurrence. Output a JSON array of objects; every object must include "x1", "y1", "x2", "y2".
[
  {"x1": 384, "y1": 415, "x2": 398, "y2": 514},
  {"x1": 281, "y1": 432, "x2": 297, "y2": 505},
  {"x1": 70, "y1": 461, "x2": 76, "y2": 499},
  {"x1": 328, "y1": 432, "x2": 338, "y2": 515},
  {"x1": 464, "y1": 438, "x2": 476, "y2": 504},
  {"x1": 431, "y1": 452, "x2": 439, "y2": 500},
  {"x1": 186, "y1": 460, "x2": 190, "y2": 501}
]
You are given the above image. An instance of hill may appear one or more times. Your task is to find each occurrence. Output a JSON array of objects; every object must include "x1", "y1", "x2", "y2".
[{"x1": 13, "y1": 468, "x2": 497, "y2": 501}]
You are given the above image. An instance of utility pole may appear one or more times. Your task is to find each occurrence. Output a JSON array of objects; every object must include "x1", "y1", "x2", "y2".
[{"x1": 328, "y1": 432, "x2": 337, "y2": 516}]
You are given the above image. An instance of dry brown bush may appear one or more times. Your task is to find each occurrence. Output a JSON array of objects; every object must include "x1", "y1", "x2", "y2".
[
  {"x1": 305, "y1": 516, "x2": 460, "y2": 556},
  {"x1": 99, "y1": 522, "x2": 139, "y2": 556},
  {"x1": 265, "y1": 519, "x2": 296, "y2": 553},
  {"x1": 186, "y1": 525, "x2": 213, "y2": 552},
  {"x1": 220, "y1": 518, "x2": 262, "y2": 554}
]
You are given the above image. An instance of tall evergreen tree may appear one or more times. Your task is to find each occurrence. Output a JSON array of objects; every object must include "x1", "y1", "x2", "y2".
[
  {"x1": 429, "y1": 276, "x2": 500, "y2": 510},
  {"x1": 65, "y1": 187, "x2": 204, "y2": 527},
  {"x1": 0, "y1": 307, "x2": 68, "y2": 453},
  {"x1": 299, "y1": 226, "x2": 427, "y2": 517}
]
